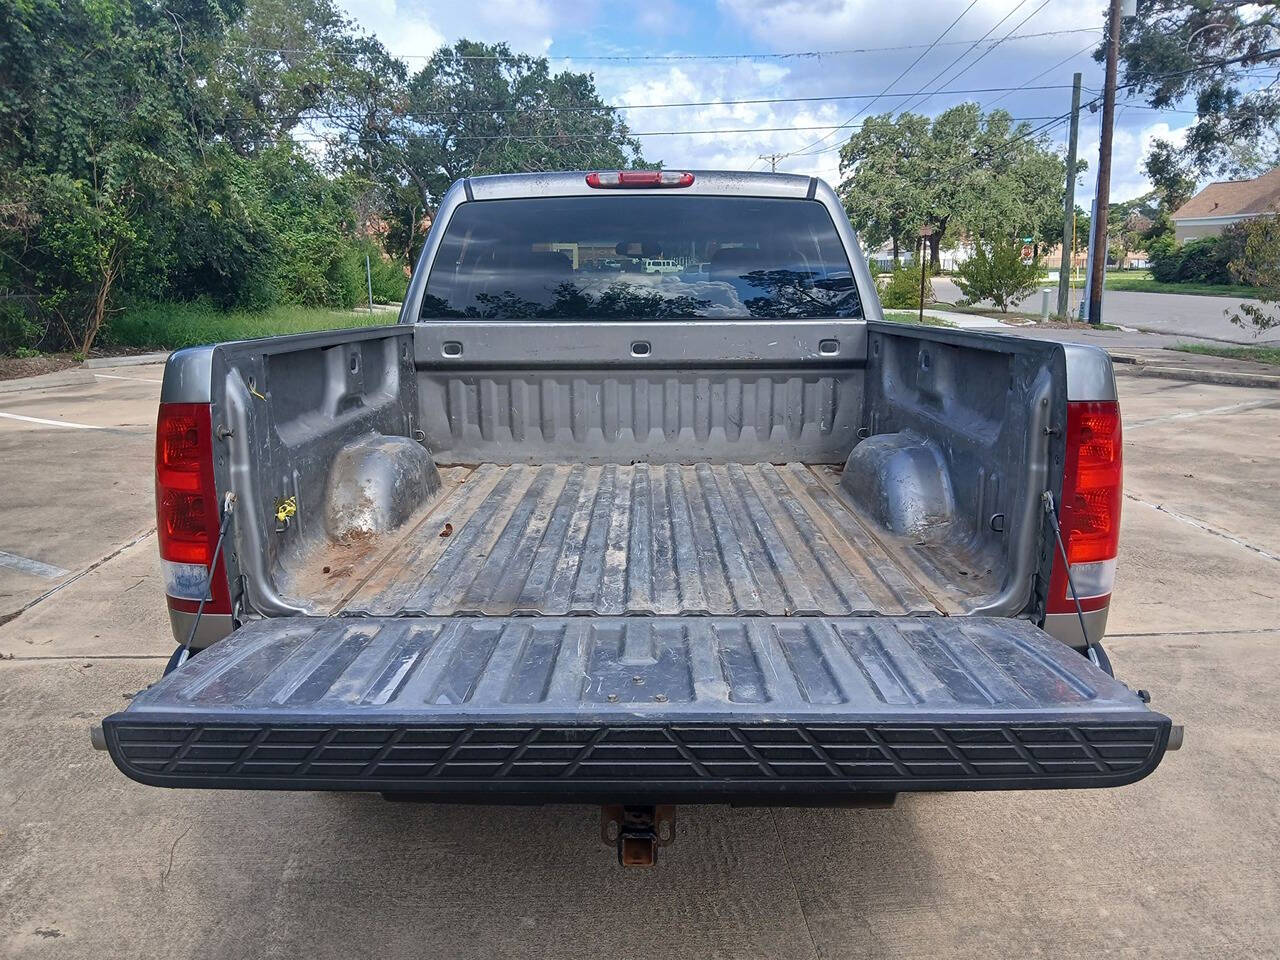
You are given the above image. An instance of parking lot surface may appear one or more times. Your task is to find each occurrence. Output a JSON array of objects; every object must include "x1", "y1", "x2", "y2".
[{"x1": 1, "y1": 363, "x2": 1278, "y2": 959}]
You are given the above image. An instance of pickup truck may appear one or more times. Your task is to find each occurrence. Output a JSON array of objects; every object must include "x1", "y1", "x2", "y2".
[{"x1": 99, "y1": 170, "x2": 1178, "y2": 862}]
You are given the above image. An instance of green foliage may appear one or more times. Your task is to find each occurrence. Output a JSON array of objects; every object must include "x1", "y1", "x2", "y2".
[
  {"x1": 1150, "y1": 227, "x2": 1248, "y2": 286},
  {"x1": 1143, "y1": 139, "x2": 1197, "y2": 212},
  {"x1": 1117, "y1": 2, "x2": 1280, "y2": 178},
  {"x1": 397, "y1": 40, "x2": 648, "y2": 215},
  {"x1": 879, "y1": 264, "x2": 933, "y2": 310},
  {"x1": 954, "y1": 240, "x2": 1042, "y2": 313},
  {"x1": 838, "y1": 104, "x2": 1068, "y2": 263},
  {"x1": 1147, "y1": 234, "x2": 1181, "y2": 283},
  {"x1": 0, "y1": 0, "x2": 647, "y2": 356},
  {"x1": 1227, "y1": 214, "x2": 1280, "y2": 333},
  {"x1": 0, "y1": 301, "x2": 40, "y2": 354},
  {"x1": 1174, "y1": 343, "x2": 1280, "y2": 366},
  {"x1": 110, "y1": 300, "x2": 384, "y2": 350},
  {"x1": 357, "y1": 241, "x2": 409, "y2": 303},
  {"x1": 1175, "y1": 237, "x2": 1230, "y2": 284}
]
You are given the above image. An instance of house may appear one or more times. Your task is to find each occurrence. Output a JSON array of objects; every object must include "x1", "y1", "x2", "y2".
[{"x1": 1171, "y1": 166, "x2": 1280, "y2": 243}]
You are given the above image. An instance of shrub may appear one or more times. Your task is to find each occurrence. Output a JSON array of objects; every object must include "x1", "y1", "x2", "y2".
[
  {"x1": 1148, "y1": 234, "x2": 1181, "y2": 282},
  {"x1": 1150, "y1": 228, "x2": 1245, "y2": 286},
  {"x1": 1227, "y1": 214, "x2": 1280, "y2": 333},
  {"x1": 0, "y1": 300, "x2": 42, "y2": 355},
  {"x1": 879, "y1": 263, "x2": 933, "y2": 309},
  {"x1": 954, "y1": 240, "x2": 1042, "y2": 313},
  {"x1": 1176, "y1": 236, "x2": 1227, "y2": 283}
]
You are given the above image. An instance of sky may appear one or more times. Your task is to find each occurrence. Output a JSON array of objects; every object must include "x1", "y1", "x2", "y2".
[{"x1": 335, "y1": 0, "x2": 1205, "y2": 207}]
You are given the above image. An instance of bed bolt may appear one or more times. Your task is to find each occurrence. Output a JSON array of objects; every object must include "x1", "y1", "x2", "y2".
[
  {"x1": 654, "y1": 694, "x2": 668, "y2": 703},
  {"x1": 632, "y1": 675, "x2": 644, "y2": 685}
]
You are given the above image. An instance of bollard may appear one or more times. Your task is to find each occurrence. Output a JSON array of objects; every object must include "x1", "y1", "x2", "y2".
[{"x1": 1041, "y1": 288, "x2": 1051, "y2": 320}]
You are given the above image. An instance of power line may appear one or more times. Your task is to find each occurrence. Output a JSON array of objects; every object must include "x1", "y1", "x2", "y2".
[
  {"x1": 215, "y1": 84, "x2": 1084, "y2": 126},
  {"x1": 986, "y1": 41, "x2": 1098, "y2": 107},
  {"x1": 284, "y1": 116, "x2": 1070, "y2": 144},
  {"x1": 780, "y1": 0, "x2": 983, "y2": 159},
  {"x1": 222, "y1": 27, "x2": 1103, "y2": 64},
  {"x1": 897, "y1": 0, "x2": 1053, "y2": 117}
]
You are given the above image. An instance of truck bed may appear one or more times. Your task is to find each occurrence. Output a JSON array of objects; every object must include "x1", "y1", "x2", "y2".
[{"x1": 295, "y1": 462, "x2": 952, "y2": 619}]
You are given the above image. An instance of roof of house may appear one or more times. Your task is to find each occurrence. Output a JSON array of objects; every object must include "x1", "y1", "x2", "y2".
[{"x1": 1172, "y1": 167, "x2": 1280, "y2": 221}]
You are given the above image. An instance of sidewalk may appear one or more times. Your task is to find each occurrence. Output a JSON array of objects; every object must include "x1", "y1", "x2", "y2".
[{"x1": 978, "y1": 319, "x2": 1280, "y2": 389}]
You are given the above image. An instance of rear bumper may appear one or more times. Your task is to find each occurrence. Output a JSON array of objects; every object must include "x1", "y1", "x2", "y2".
[
  {"x1": 103, "y1": 615, "x2": 1172, "y2": 802},
  {"x1": 105, "y1": 717, "x2": 1170, "y2": 801}
]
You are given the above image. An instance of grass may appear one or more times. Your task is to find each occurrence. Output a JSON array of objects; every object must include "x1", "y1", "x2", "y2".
[
  {"x1": 109, "y1": 301, "x2": 394, "y2": 351},
  {"x1": 1172, "y1": 344, "x2": 1280, "y2": 367},
  {"x1": 882, "y1": 310, "x2": 956, "y2": 327},
  {"x1": 923, "y1": 301, "x2": 1123, "y2": 330},
  {"x1": 927, "y1": 302, "x2": 1042, "y2": 321},
  {"x1": 1046, "y1": 270, "x2": 1265, "y2": 299}
]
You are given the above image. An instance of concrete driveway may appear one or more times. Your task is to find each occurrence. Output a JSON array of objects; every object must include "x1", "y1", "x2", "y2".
[
  {"x1": 933, "y1": 277, "x2": 1280, "y2": 345},
  {"x1": 1, "y1": 366, "x2": 1278, "y2": 959}
]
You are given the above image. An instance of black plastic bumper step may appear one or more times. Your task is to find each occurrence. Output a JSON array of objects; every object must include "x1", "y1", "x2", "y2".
[{"x1": 103, "y1": 616, "x2": 1172, "y2": 801}]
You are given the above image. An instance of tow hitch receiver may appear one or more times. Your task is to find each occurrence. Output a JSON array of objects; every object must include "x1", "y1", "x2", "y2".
[{"x1": 601, "y1": 805, "x2": 676, "y2": 866}]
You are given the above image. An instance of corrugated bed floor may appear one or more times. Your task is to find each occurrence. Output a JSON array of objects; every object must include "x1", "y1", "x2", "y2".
[{"x1": 318, "y1": 462, "x2": 943, "y2": 618}]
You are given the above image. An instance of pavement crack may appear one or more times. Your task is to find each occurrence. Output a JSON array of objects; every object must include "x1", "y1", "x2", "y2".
[
  {"x1": 1125, "y1": 493, "x2": 1280, "y2": 563},
  {"x1": 159, "y1": 825, "x2": 192, "y2": 891},
  {"x1": 769, "y1": 809, "x2": 824, "y2": 960},
  {"x1": 1126, "y1": 398, "x2": 1280, "y2": 430},
  {"x1": 0, "y1": 528, "x2": 156, "y2": 628}
]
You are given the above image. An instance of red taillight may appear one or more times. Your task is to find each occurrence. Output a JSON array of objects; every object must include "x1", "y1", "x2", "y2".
[
  {"x1": 155, "y1": 402, "x2": 230, "y2": 613},
  {"x1": 1047, "y1": 401, "x2": 1122, "y2": 613},
  {"x1": 586, "y1": 170, "x2": 695, "y2": 189}
]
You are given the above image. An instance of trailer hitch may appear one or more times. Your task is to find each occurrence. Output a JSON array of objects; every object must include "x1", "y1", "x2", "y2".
[{"x1": 601, "y1": 805, "x2": 676, "y2": 866}]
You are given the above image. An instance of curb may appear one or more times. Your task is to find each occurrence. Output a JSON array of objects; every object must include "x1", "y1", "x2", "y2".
[
  {"x1": 1113, "y1": 363, "x2": 1280, "y2": 390},
  {"x1": 0, "y1": 368, "x2": 96, "y2": 395},
  {"x1": 83, "y1": 352, "x2": 169, "y2": 368}
]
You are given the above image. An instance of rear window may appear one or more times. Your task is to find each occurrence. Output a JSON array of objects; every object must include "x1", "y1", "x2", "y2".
[{"x1": 420, "y1": 195, "x2": 861, "y2": 320}]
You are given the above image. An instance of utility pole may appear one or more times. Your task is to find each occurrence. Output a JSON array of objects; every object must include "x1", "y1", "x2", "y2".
[
  {"x1": 758, "y1": 153, "x2": 785, "y2": 172},
  {"x1": 1057, "y1": 72, "x2": 1082, "y2": 320},
  {"x1": 1087, "y1": 0, "x2": 1124, "y2": 325}
]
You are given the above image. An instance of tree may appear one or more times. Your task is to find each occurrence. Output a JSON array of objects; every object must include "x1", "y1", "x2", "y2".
[
  {"x1": 397, "y1": 41, "x2": 648, "y2": 214},
  {"x1": 0, "y1": 6, "x2": 650, "y2": 356},
  {"x1": 837, "y1": 113, "x2": 931, "y2": 262},
  {"x1": 205, "y1": 0, "x2": 361, "y2": 155},
  {"x1": 838, "y1": 105, "x2": 1067, "y2": 269},
  {"x1": 1118, "y1": 2, "x2": 1280, "y2": 178},
  {"x1": 1227, "y1": 214, "x2": 1280, "y2": 333},
  {"x1": 954, "y1": 240, "x2": 1042, "y2": 313},
  {"x1": 0, "y1": 0, "x2": 242, "y2": 353}
]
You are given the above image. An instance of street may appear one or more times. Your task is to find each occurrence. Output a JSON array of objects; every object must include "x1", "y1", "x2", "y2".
[
  {"x1": 2, "y1": 360, "x2": 1278, "y2": 960},
  {"x1": 932, "y1": 277, "x2": 1280, "y2": 345}
]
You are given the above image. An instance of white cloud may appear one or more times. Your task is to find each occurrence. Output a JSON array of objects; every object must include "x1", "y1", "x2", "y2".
[
  {"x1": 1076, "y1": 116, "x2": 1192, "y2": 205},
  {"x1": 715, "y1": 0, "x2": 1105, "y2": 54},
  {"x1": 331, "y1": 0, "x2": 1182, "y2": 201},
  {"x1": 337, "y1": 0, "x2": 561, "y2": 59}
]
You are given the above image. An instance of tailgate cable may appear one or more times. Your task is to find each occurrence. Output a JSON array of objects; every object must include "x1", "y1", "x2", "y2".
[
  {"x1": 179, "y1": 492, "x2": 237, "y2": 660},
  {"x1": 1041, "y1": 491, "x2": 1099, "y2": 666}
]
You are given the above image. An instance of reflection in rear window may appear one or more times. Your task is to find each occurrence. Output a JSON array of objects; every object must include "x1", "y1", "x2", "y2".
[{"x1": 421, "y1": 195, "x2": 861, "y2": 320}]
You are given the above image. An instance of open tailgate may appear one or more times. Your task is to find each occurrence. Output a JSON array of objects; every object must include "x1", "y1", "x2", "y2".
[{"x1": 103, "y1": 616, "x2": 1172, "y2": 801}]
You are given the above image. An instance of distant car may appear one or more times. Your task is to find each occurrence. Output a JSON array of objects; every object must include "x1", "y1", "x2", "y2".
[
  {"x1": 642, "y1": 258, "x2": 681, "y2": 274},
  {"x1": 682, "y1": 262, "x2": 710, "y2": 276}
]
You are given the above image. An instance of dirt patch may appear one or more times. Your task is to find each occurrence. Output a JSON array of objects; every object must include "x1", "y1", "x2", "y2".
[
  {"x1": 0, "y1": 345, "x2": 166, "y2": 382},
  {"x1": 0, "y1": 353, "x2": 81, "y2": 381}
]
